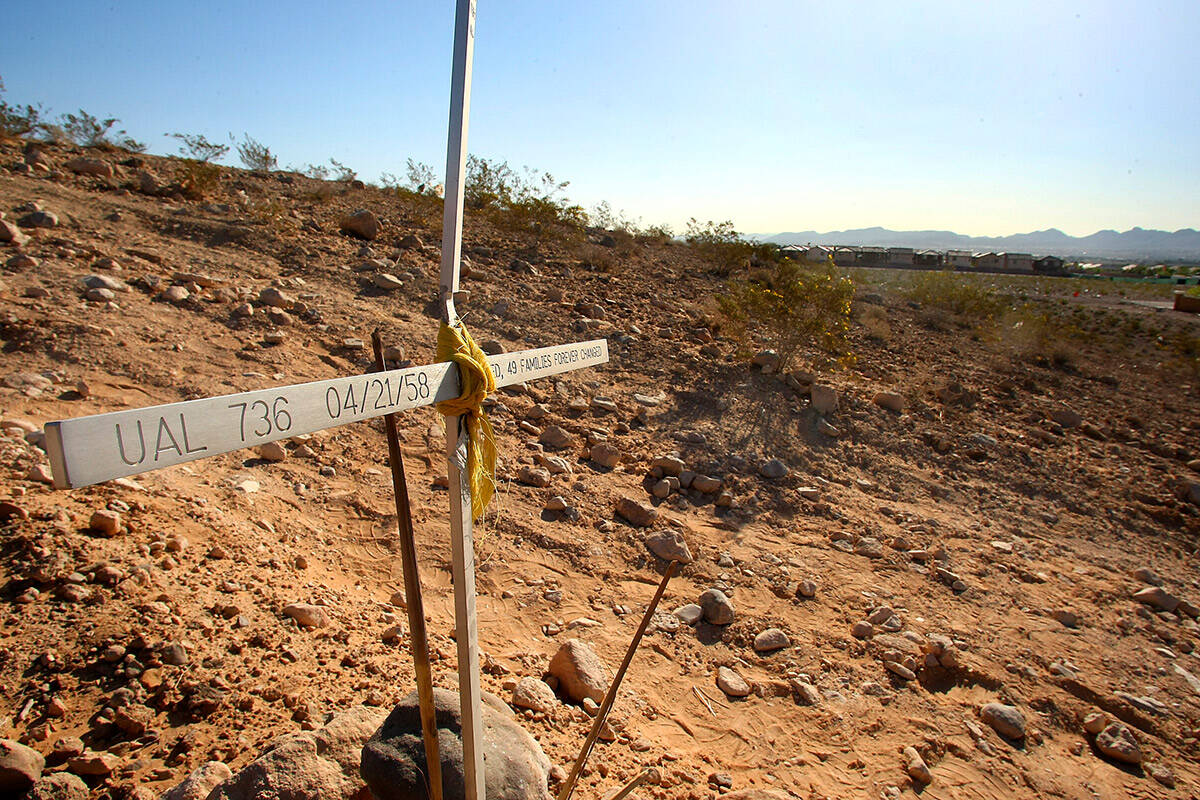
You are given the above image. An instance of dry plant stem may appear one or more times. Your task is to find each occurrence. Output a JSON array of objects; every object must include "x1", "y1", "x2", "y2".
[
  {"x1": 606, "y1": 769, "x2": 657, "y2": 800},
  {"x1": 372, "y1": 329, "x2": 443, "y2": 800},
  {"x1": 556, "y1": 560, "x2": 679, "y2": 800}
]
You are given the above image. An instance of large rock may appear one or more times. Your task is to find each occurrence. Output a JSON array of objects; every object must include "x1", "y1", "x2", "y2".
[
  {"x1": 283, "y1": 603, "x2": 332, "y2": 629},
  {"x1": 615, "y1": 497, "x2": 657, "y2": 527},
  {"x1": 0, "y1": 219, "x2": 30, "y2": 246},
  {"x1": 25, "y1": 773, "x2": 88, "y2": 800},
  {"x1": 361, "y1": 688, "x2": 552, "y2": 800},
  {"x1": 1094, "y1": 723, "x2": 1142, "y2": 765},
  {"x1": 162, "y1": 761, "x2": 234, "y2": 800},
  {"x1": 1133, "y1": 586, "x2": 1180, "y2": 612},
  {"x1": 340, "y1": 209, "x2": 380, "y2": 240},
  {"x1": 589, "y1": 442, "x2": 621, "y2": 468},
  {"x1": 716, "y1": 666, "x2": 751, "y2": 697},
  {"x1": 548, "y1": 639, "x2": 609, "y2": 704},
  {"x1": 644, "y1": 530, "x2": 692, "y2": 563},
  {"x1": 210, "y1": 706, "x2": 383, "y2": 800},
  {"x1": 65, "y1": 157, "x2": 114, "y2": 178},
  {"x1": 510, "y1": 678, "x2": 557, "y2": 713},
  {"x1": 0, "y1": 738, "x2": 45, "y2": 794}
]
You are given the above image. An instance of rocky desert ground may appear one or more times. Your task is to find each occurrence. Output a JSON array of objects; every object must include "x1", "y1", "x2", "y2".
[{"x1": 1, "y1": 137, "x2": 1199, "y2": 800}]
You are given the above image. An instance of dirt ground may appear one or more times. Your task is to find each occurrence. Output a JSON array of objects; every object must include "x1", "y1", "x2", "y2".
[{"x1": 2, "y1": 139, "x2": 1200, "y2": 800}]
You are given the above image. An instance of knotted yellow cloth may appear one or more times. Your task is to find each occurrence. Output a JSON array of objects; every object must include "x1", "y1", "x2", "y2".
[{"x1": 435, "y1": 320, "x2": 498, "y2": 522}]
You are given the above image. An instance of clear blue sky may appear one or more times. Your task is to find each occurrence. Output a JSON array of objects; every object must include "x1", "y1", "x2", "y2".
[{"x1": 3, "y1": 1, "x2": 1197, "y2": 237}]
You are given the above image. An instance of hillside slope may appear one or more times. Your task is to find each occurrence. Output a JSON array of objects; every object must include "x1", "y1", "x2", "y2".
[{"x1": 2, "y1": 139, "x2": 1200, "y2": 800}]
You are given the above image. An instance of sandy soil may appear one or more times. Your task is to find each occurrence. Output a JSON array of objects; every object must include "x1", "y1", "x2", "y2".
[{"x1": 2, "y1": 138, "x2": 1200, "y2": 800}]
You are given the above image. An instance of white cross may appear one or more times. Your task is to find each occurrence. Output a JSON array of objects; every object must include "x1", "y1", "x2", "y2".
[{"x1": 46, "y1": 3, "x2": 607, "y2": 796}]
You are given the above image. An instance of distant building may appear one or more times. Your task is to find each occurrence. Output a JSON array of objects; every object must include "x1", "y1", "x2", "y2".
[
  {"x1": 1033, "y1": 255, "x2": 1065, "y2": 274},
  {"x1": 887, "y1": 247, "x2": 915, "y2": 267},
  {"x1": 779, "y1": 245, "x2": 805, "y2": 261},
  {"x1": 857, "y1": 246, "x2": 888, "y2": 266},
  {"x1": 913, "y1": 249, "x2": 943, "y2": 268},
  {"x1": 945, "y1": 249, "x2": 973, "y2": 270},
  {"x1": 804, "y1": 245, "x2": 833, "y2": 263},
  {"x1": 972, "y1": 252, "x2": 1003, "y2": 271},
  {"x1": 833, "y1": 247, "x2": 857, "y2": 267},
  {"x1": 1003, "y1": 252, "x2": 1033, "y2": 272}
]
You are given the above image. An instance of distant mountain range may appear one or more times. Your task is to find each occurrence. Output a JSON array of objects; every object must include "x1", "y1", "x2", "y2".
[{"x1": 753, "y1": 226, "x2": 1200, "y2": 262}]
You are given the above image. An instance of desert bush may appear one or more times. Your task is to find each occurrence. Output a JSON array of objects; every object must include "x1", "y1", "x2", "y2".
[
  {"x1": 178, "y1": 159, "x2": 222, "y2": 200},
  {"x1": 685, "y1": 218, "x2": 755, "y2": 275},
  {"x1": 718, "y1": 257, "x2": 855, "y2": 372},
  {"x1": 234, "y1": 133, "x2": 276, "y2": 171},
  {"x1": 463, "y1": 155, "x2": 585, "y2": 252},
  {"x1": 167, "y1": 132, "x2": 228, "y2": 162},
  {"x1": 1004, "y1": 307, "x2": 1078, "y2": 370},
  {"x1": 857, "y1": 304, "x2": 891, "y2": 343},
  {"x1": 903, "y1": 270, "x2": 1003, "y2": 319},
  {"x1": 0, "y1": 77, "x2": 44, "y2": 138},
  {"x1": 49, "y1": 109, "x2": 144, "y2": 151}
]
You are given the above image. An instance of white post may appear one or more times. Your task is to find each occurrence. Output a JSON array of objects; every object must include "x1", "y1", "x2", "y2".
[{"x1": 439, "y1": 2, "x2": 485, "y2": 799}]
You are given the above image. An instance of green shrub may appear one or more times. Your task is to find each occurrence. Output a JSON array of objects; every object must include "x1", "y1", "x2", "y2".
[
  {"x1": 717, "y1": 257, "x2": 855, "y2": 372},
  {"x1": 903, "y1": 270, "x2": 1003, "y2": 318}
]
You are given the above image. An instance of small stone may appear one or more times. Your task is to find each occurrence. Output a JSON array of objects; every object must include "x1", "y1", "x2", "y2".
[
  {"x1": 539, "y1": 425, "x2": 575, "y2": 449},
  {"x1": 1094, "y1": 723, "x2": 1142, "y2": 764},
  {"x1": 1133, "y1": 566, "x2": 1163, "y2": 586},
  {"x1": 1052, "y1": 608, "x2": 1080, "y2": 628},
  {"x1": 980, "y1": 702, "x2": 1025, "y2": 740},
  {"x1": 674, "y1": 604, "x2": 703, "y2": 625},
  {"x1": 282, "y1": 602, "x2": 331, "y2": 629},
  {"x1": 161, "y1": 761, "x2": 234, "y2": 800},
  {"x1": 644, "y1": 530, "x2": 692, "y2": 563},
  {"x1": 161, "y1": 643, "x2": 188, "y2": 666},
  {"x1": 340, "y1": 209, "x2": 380, "y2": 240},
  {"x1": 854, "y1": 537, "x2": 884, "y2": 559},
  {"x1": 160, "y1": 285, "x2": 189, "y2": 304},
  {"x1": 753, "y1": 628, "x2": 790, "y2": 653},
  {"x1": 89, "y1": 509, "x2": 122, "y2": 536},
  {"x1": 589, "y1": 442, "x2": 621, "y2": 468},
  {"x1": 872, "y1": 392, "x2": 905, "y2": 413},
  {"x1": 373, "y1": 273, "x2": 404, "y2": 290},
  {"x1": 791, "y1": 680, "x2": 821, "y2": 706},
  {"x1": 698, "y1": 589, "x2": 735, "y2": 625},
  {"x1": 810, "y1": 384, "x2": 839, "y2": 414},
  {"x1": 903, "y1": 746, "x2": 932, "y2": 785},
  {"x1": 716, "y1": 666, "x2": 751, "y2": 697},
  {"x1": 256, "y1": 441, "x2": 287, "y2": 462},
  {"x1": 759, "y1": 458, "x2": 788, "y2": 479},
  {"x1": 517, "y1": 466, "x2": 551, "y2": 487},
  {"x1": 24, "y1": 773, "x2": 88, "y2": 800},
  {"x1": 511, "y1": 677, "x2": 558, "y2": 713},
  {"x1": 852, "y1": 621, "x2": 874, "y2": 639},
  {"x1": 26, "y1": 464, "x2": 54, "y2": 484},
  {"x1": 19, "y1": 210, "x2": 58, "y2": 229},
  {"x1": 692, "y1": 475, "x2": 722, "y2": 493},
  {"x1": 884, "y1": 661, "x2": 916, "y2": 681},
  {"x1": 548, "y1": 639, "x2": 609, "y2": 704},
  {"x1": 615, "y1": 497, "x2": 657, "y2": 527},
  {"x1": 258, "y1": 286, "x2": 292, "y2": 309},
  {"x1": 652, "y1": 456, "x2": 685, "y2": 476},
  {"x1": 67, "y1": 750, "x2": 119, "y2": 776},
  {"x1": 797, "y1": 579, "x2": 817, "y2": 598},
  {"x1": 1144, "y1": 762, "x2": 1175, "y2": 788},
  {"x1": 1050, "y1": 406, "x2": 1083, "y2": 429},
  {"x1": 65, "y1": 157, "x2": 114, "y2": 178},
  {"x1": 1082, "y1": 712, "x2": 1107, "y2": 735}
]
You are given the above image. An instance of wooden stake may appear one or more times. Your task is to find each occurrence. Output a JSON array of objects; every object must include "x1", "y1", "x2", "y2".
[
  {"x1": 372, "y1": 330, "x2": 443, "y2": 800},
  {"x1": 438, "y1": 3, "x2": 484, "y2": 799},
  {"x1": 605, "y1": 768, "x2": 658, "y2": 800},
  {"x1": 556, "y1": 561, "x2": 679, "y2": 800}
]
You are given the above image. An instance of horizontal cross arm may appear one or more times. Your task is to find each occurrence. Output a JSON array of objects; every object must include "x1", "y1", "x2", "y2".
[{"x1": 44, "y1": 339, "x2": 608, "y2": 489}]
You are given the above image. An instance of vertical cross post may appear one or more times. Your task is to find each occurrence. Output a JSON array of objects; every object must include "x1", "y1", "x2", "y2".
[{"x1": 438, "y1": 2, "x2": 485, "y2": 799}]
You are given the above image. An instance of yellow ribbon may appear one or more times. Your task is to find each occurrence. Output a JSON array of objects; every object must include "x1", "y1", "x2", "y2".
[{"x1": 435, "y1": 320, "x2": 498, "y2": 522}]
